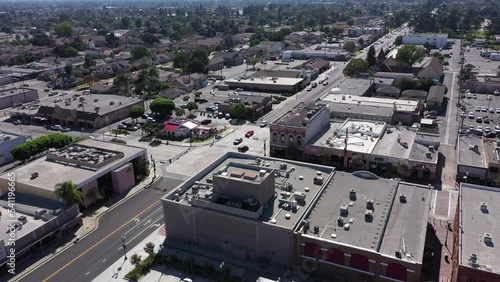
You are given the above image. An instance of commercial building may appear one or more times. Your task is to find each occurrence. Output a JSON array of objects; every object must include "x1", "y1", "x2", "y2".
[
  {"x1": 216, "y1": 94, "x2": 273, "y2": 119},
  {"x1": 224, "y1": 76, "x2": 304, "y2": 94},
  {"x1": 456, "y1": 136, "x2": 488, "y2": 182},
  {"x1": 0, "y1": 131, "x2": 29, "y2": 165},
  {"x1": 344, "y1": 27, "x2": 385, "y2": 37},
  {"x1": 402, "y1": 33, "x2": 448, "y2": 49},
  {"x1": 270, "y1": 102, "x2": 331, "y2": 160},
  {"x1": 0, "y1": 139, "x2": 147, "y2": 207},
  {"x1": 329, "y1": 78, "x2": 373, "y2": 97},
  {"x1": 0, "y1": 193, "x2": 81, "y2": 268},
  {"x1": 452, "y1": 183, "x2": 500, "y2": 282},
  {"x1": 426, "y1": 85, "x2": 446, "y2": 112},
  {"x1": 282, "y1": 50, "x2": 350, "y2": 62},
  {"x1": 322, "y1": 94, "x2": 420, "y2": 125},
  {"x1": 24, "y1": 94, "x2": 144, "y2": 129},
  {"x1": 0, "y1": 87, "x2": 39, "y2": 110},
  {"x1": 161, "y1": 152, "x2": 432, "y2": 281}
]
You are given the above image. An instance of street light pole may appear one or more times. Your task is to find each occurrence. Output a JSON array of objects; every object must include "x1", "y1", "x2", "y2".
[{"x1": 121, "y1": 234, "x2": 127, "y2": 260}]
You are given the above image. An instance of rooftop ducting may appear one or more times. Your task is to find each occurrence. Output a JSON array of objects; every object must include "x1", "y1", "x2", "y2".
[
  {"x1": 366, "y1": 199, "x2": 374, "y2": 210},
  {"x1": 399, "y1": 194, "x2": 407, "y2": 203},
  {"x1": 480, "y1": 202, "x2": 488, "y2": 212},
  {"x1": 484, "y1": 233, "x2": 492, "y2": 244},
  {"x1": 313, "y1": 225, "x2": 320, "y2": 234},
  {"x1": 340, "y1": 205, "x2": 349, "y2": 216},
  {"x1": 349, "y1": 189, "x2": 357, "y2": 199}
]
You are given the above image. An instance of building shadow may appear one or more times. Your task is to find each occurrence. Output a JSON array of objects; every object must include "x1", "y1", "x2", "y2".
[{"x1": 422, "y1": 223, "x2": 443, "y2": 282}]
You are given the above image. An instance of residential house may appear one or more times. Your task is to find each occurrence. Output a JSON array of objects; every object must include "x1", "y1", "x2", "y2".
[
  {"x1": 93, "y1": 61, "x2": 130, "y2": 79},
  {"x1": 374, "y1": 86, "x2": 400, "y2": 98},
  {"x1": 242, "y1": 41, "x2": 284, "y2": 60},
  {"x1": 400, "y1": 89, "x2": 428, "y2": 105},
  {"x1": 414, "y1": 57, "x2": 443, "y2": 81},
  {"x1": 233, "y1": 33, "x2": 254, "y2": 44},
  {"x1": 178, "y1": 37, "x2": 222, "y2": 51},
  {"x1": 169, "y1": 73, "x2": 207, "y2": 92},
  {"x1": 426, "y1": 85, "x2": 446, "y2": 111},
  {"x1": 212, "y1": 52, "x2": 244, "y2": 67},
  {"x1": 284, "y1": 31, "x2": 323, "y2": 44},
  {"x1": 53, "y1": 73, "x2": 78, "y2": 90},
  {"x1": 160, "y1": 119, "x2": 198, "y2": 138},
  {"x1": 208, "y1": 56, "x2": 225, "y2": 71},
  {"x1": 90, "y1": 83, "x2": 116, "y2": 94}
]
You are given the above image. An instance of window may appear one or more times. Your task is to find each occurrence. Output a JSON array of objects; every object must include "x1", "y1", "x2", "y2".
[
  {"x1": 281, "y1": 134, "x2": 285, "y2": 143},
  {"x1": 303, "y1": 242, "x2": 321, "y2": 259},
  {"x1": 386, "y1": 263, "x2": 407, "y2": 281},
  {"x1": 297, "y1": 136, "x2": 303, "y2": 146},
  {"x1": 326, "y1": 248, "x2": 345, "y2": 265},
  {"x1": 350, "y1": 254, "x2": 369, "y2": 272},
  {"x1": 289, "y1": 135, "x2": 295, "y2": 144},
  {"x1": 374, "y1": 157, "x2": 384, "y2": 162},
  {"x1": 489, "y1": 167, "x2": 499, "y2": 173},
  {"x1": 272, "y1": 132, "x2": 278, "y2": 142}
]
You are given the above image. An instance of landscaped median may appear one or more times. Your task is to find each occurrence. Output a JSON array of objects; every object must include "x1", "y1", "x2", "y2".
[{"x1": 125, "y1": 252, "x2": 241, "y2": 282}]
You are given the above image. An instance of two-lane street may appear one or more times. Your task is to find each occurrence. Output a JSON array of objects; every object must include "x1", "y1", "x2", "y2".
[{"x1": 9, "y1": 177, "x2": 184, "y2": 282}]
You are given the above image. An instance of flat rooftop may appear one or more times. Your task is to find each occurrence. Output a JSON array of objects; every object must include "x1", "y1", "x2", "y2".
[
  {"x1": 0, "y1": 130, "x2": 24, "y2": 143},
  {"x1": 273, "y1": 102, "x2": 326, "y2": 127},
  {"x1": 459, "y1": 183, "x2": 500, "y2": 275},
  {"x1": 458, "y1": 136, "x2": 487, "y2": 168},
  {"x1": 372, "y1": 127, "x2": 416, "y2": 160},
  {"x1": 302, "y1": 171, "x2": 430, "y2": 261},
  {"x1": 0, "y1": 87, "x2": 36, "y2": 97},
  {"x1": 409, "y1": 133, "x2": 440, "y2": 164},
  {"x1": 483, "y1": 139, "x2": 500, "y2": 165},
  {"x1": 311, "y1": 119, "x2": 386, "y2": 154},
  {"x1": 404, "y1": 33, "x2": 448, "y2": 38},
  {"x1": 329, "y1": 78, "x2": 371, "y2": 96},
  {"x1": 36, "y1": 93, "x2": 142, "y2": 116},
  {"x1": 0, "y1": 193, "x2": 67, "y2": 246},
  {"x1": 166, "y1": 155, "x2": 334, "y2": 229},
  {"x1": 323, "y1": 94, "x2": 419, "y2": 112},
  {"x1": 225, "y1": 76, "x2": 304, "y2": 86},
  {"x1": 327, "y1": 101, "x2": 394, "y2": 118},
  {"x1": 0, "y1": 139, "x2": 145, "y2": 191}
]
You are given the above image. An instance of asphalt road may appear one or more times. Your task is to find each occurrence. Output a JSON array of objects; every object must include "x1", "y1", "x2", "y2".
[{"x1": 11, "y1": 177, "x2": 183, "y2": 282}]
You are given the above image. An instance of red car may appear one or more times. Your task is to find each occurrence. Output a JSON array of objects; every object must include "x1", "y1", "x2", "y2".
[{"x1": 245, "y1": 130, "x2": 254, "y2": 138}]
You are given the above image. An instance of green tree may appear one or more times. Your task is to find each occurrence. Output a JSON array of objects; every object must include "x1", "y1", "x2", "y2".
[
  {"x1": 367, "y1": 46, "x2": 376, "y2": 67},
  {"x1": 396, "y1": 45, "x2": 426, "y2": 66},
  {"x1": 131, "y1": 45, "x2": 152, "y2": 61},
  {"x1": 395, "y1": 35, "x2": 403, "y2": 46},
  {"x1": 120, "y1": 16, "x2": 132, "y2": 29},
  {"x1": 141, "y1": 33, "x2": 159, "y2": 45},
  {"x1": 143, "y1": 242, "x2": 155, "y2": 255},
  {"x1": 134, "y1": 67, "x2": 160, "y2": 98},
  {"x1": 150, "y1": 97, "x2": 176, "y2": 117},
  {"x1": 245, "y1": 57, "x2": 260, "y2": 70},
  {"x1": 346, "y1": 19, "x2": 355, "y2": 26},
  {"x1": 130, "y1": 254, "x2": 142, "y2": 266},
  {"x1": 343, "y1": 58, "x2": 369, "y2": 77},
  {"x1": 343, "y1": 41, "x2": 356, "y2": 52},
  {"x1": 173, "y1": 51, "x2": 191, "y2": 70},
  {"x1": 459, "y1": 64, "x2": 474, "y2": 85},
  {"x1": 174, "y1": 108, "x2": 185, "y2": 117},
  {"x1": 423, "y1": 41, "x2": 431, "y2": 51},
  {"x1": 135, "y1": 18, "x2": 142, "y2": 29},
  {"x1": 129, "y1": 106, "x2": 145, "y2": 122},
  {"x1": 114, "y1": 73, "x2": 131, "y2": 95},
  {"x1": 392, "y1": 160, "x2": 409, "y2": 178},
  {"x1": 186, "y1": 101, "x2": 198, "y2": 114},
  {"x1": 350, "y1": 155, "x2": 365, "y2": 170},
  {"x1": 55, "y1": 21, "x2": 74, "y2": 37},
  {"x1": 230, "y1": 102, "x2": 248, "y2": 119},
  {"x1": 83, "y1": 55, "x2": 96, "y2": 68},
  {"x1": 64, "y1": 64, "x2": 73, "y2": 75},
  {"x1": 54, "y1": 180, "x2": 84, "y2": 206}
]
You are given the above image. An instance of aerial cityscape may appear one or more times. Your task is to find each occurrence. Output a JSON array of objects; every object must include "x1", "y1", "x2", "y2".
[{"x1": 0, "y1": 0, "x2": 498, "y2": 281}]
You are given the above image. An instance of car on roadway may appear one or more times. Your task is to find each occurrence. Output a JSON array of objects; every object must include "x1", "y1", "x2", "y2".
[
  {"x1": 51, "y1": 125, "x2": 63, "y2": 130},
  {"x1": 260, "y1": 120, "x2": 268, "y2": 127},
  {"x1": 245, "y1": 130, "x2": 254, "y2": 138},
  {"x1": 201, "y1": 119, "x2": 212, "y2": 125},
  {"x1": 235, "y1": 88, "x2": 243, "y2": 92},
  {"x1": 13, "y1": 119, "x2": 23, "y2": 125},
  {"x1": 60, "y1": 127, "x2": 71, "y2": 132},
  {"x1": 233, "y1": 138, "x2": 243, "y2": 145},
  {"x1": 323, "y1": 81, "x2": 329, "y2": 86},
  {"x1": 180, "y1": 104, "x2": 188, "y2": 109},
  {"x1": 306, "y1": 87, "x2": 312, "y2": 91},
  {"x1": 238, "y1": 145, "x2": 249, "y2": 152},
  {"x1": 311, "y1": 82, "x2": 317, "y2": 88},
  {"x1": 118, "y1": 124, "x2": 128, "y2": 129}
]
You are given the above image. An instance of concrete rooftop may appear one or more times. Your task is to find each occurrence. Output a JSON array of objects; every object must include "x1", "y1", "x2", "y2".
[
  {"x1": 323, "y1": 94, "x2": 419, "y2": 113},
  {"x1": 303, "y1": 171, "x2": 430, "y2": 261},
  {"x1": 372, "y1": 127, "x2": 416, "y2": 160},
  {"x1": 312, "y1": 119, "x2": 386, "y2": 154},
  {"x1": 225, "y1": 76, "x2": 304, "y2": 86},
  {"x1": 459, "y1": 183, "x2": 500, "y2": 275},
  {"x1": 0, "y1": 139, "x2": 145, "y2": 191},
  {"x1": 273, "y1": 102, "x2": 325, "y2": 127},
  {"x1": 458, "y1": 136, "x2": 487, "y2": 169},
  {"x1": 166, "y1": 155, "x2": 334, "y2": 229}
]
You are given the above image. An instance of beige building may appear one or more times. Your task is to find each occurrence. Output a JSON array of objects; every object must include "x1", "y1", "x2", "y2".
[
  {"x1": 161, "y1": 152, "x2": 433, "y2": 281},
  {"x1": 0, "y1": 139, "x2": 147, "y2": 207}
]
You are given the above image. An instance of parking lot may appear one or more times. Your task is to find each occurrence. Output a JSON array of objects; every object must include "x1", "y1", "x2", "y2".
[
  {"x1": 460, "y1": 92, "x2": 500, "y2": 137},
  {"x1": 462, "y1": 46, "x2": 500, "y2": 75}
]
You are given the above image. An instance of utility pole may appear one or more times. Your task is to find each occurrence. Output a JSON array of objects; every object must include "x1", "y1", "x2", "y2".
[{"x1": 151, "y1": 154, "x2": 156, "y2": 180}]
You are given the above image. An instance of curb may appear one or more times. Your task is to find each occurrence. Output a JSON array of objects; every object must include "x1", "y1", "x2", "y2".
[{"x1": 10, "y1": 177, "x2": 153, "y2": 282}]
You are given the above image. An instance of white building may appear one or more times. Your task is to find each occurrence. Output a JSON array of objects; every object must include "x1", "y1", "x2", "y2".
[{"x1": 402, "y1": 33, "x2": 448, "y2": 49}]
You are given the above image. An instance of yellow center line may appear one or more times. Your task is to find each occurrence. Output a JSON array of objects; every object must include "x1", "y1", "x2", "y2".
[{"x1": 42, "y1": 199, "x2": 161, "y2": 282}]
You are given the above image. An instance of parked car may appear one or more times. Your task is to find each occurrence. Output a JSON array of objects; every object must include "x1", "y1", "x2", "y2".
[
  {"x1": 260, "y1": 120, "x2": 268, "y2": 127},
  {"x1": 206, "y1": 106, "x2": 216, "y2": 112},
  {"x1": 235, "y1": 88, "x2": 243, "y2": 92},
  {"x1": 60, "y1": 127, "x2": 71, "y2": 132},
  {"x1": 306, "y1": 87, "x2": 312, "y2": 91},
  {"x1": 200, "y1": 119, "x2": 212, "y2": 125},
  {"x1": 180, "y1": 104, "x2": 188, "y2": 109},
  {"x1": 238, "y1": 145, "x2": 249, "y2": 152},
  {"x1": 233, "y1": 138, "x2": 243, "y2": 145},
  {"x1": 118, "y1": 124, "x2": 128, "y2": 129},
  {"x1": 245, "y1": 130, "x2": 254, "y2": 138},
  {"x1": 481, "y1": 106, "x2": 487, "y2": 112},
  {"x1": 468, "y1": 112, "x2": 474, "y2": 119},
  {"x1": 51, "y1": 125, "x2": 63, "y2": 130},
  {"x1": 13, "y1": 119, "x2": 23, "y2": 125},
  {"x1": 127, "y1": 126, "x2": 139, "y2": 131},
  {"x1": 146, "y1": 117, "x2": 156, "y2": 123},
  {"x1": 323, "y1": 81, "x2": 329, "y2": 86}
]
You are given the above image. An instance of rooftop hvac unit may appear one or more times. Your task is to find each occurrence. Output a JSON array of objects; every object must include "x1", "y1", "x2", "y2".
[
  {"x1": 395, "y1": 249, "x2": 402, "y2": 259},
  {"x1": 343, "y1": 224, "x2": 350, "y2": 230},
  {"x1": 340, "y1": 205, "x2": 349, "y2": 216},
  {"x1": 469, "y1": 254, "x2": 478, "y2": 262},
  {"x1": 349, "y1": 189, "x2": 357, "y2": 199},
  {"x1": 366, "y1": 199, "x2": 374, "y2": 210},
  {"x1": 94, "y1": 99, "x2": 98, "y2": 102},
  {"x1": 313, "y1": 225, "x2": 320, "y2": 234},
  {"x1": 399, "y1": 194, "x2": 407, "y2": 203},
  {"x1": 259, "y1": 169, "x2": 266, "y2": 176},
  {"x1": 294, "y1": 191, "x2": 306, "y2": 202},
  {"x1": 303, "y1": 220, "x2": 310, "y2": 231},
  {"x1": 337, "y1": 216, "x2": 344, "y2": 226},
  {"x1": 484, "y1": 233, "x2": 492, "y2": 243},
  {"x1": 480, "y1": 202, "x2": 488, "y2": 212},
  {"x1": 365, "y1": 210, "x2": 373, "y2": 220}
]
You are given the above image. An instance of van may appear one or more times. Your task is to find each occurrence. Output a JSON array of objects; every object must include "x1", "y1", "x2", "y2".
[{"x1": 225, "y1": 113, "x2": 230, "y2": 119}]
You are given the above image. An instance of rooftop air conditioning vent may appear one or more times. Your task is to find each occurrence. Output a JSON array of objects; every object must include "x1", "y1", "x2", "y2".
[
  {"x1": 343, "y1": 224, "x2": 350, "y2": 230},
  {"x1": 469, "y1": 254, "x2": 478, "y2": 262},
  {"x1": 349, "y1": 189, "x2": 357, "y2": 199},
  {"x1": 484, "y1": 233, "x2": 492, "y2": 243},
  {"x1": 340, "y1": 205, "x2": 349, "y2": 216},
  {"x1": 395, "y1": 249, "x2": 402, "y2": 259},
  {"x1": 480, "y1": 202, "x2": 488, "y2": 212},
  {"x1": 399, "y1": 194, "x2": 407, "y2": 203},
  {"x1": 313, "y1": 225, "x2": 320, "y2": 234},
  {"x1": 337, "y1": 216, "x2": 344, "y2": 226},
  {"x1": 366, "y1": 199, "x2": 374, "y2": 210}
]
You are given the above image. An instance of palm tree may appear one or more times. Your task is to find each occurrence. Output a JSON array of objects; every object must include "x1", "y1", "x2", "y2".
[
  {"x1": 54, "y1": 180, "x2": 84, "y2": 206},
  {"x1": 113, "y1": 73, "x2": 131, "y2": 96}
]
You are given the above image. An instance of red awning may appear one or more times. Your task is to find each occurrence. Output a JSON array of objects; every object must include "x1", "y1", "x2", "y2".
[{"x1": 163, "y1": 124, "x2": 180, "y2": 131}]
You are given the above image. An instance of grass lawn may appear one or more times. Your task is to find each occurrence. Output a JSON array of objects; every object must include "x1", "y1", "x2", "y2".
[{"x1": 473, "y1": 30, "x2": 488, "y2": 39}]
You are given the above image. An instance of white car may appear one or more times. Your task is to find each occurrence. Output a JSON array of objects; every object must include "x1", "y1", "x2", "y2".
[
  {"x1": 475, "y1": 106, "x2": 481, "y2": 111},
  {"x1": 485, "y1": 127, "x2": 492, "y2": 133},
  {"x1": 489, "y1": 108, "x2": 495, "y2": 113},
  {"x1": 260, "y1": 120, "x2": 268, "y2": 127},
  {"x1": 306, "y1": 87, "x2": 312, "y2": 91},
  {"x1": 477, "y1": 126, "x2": 483, "y2": 132},
  {"x1": 468, "y1": 112, "x2": 474, "y2": 119},
  {"x1": 481, "y1": 106, "x2": 487, "y2": 112},
  {"x1": 494, "y1": 126, "x2": 500, "y2": 133},
  {"x1": 496, "y1": 108, "x2": 500, "y2": 113}
]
